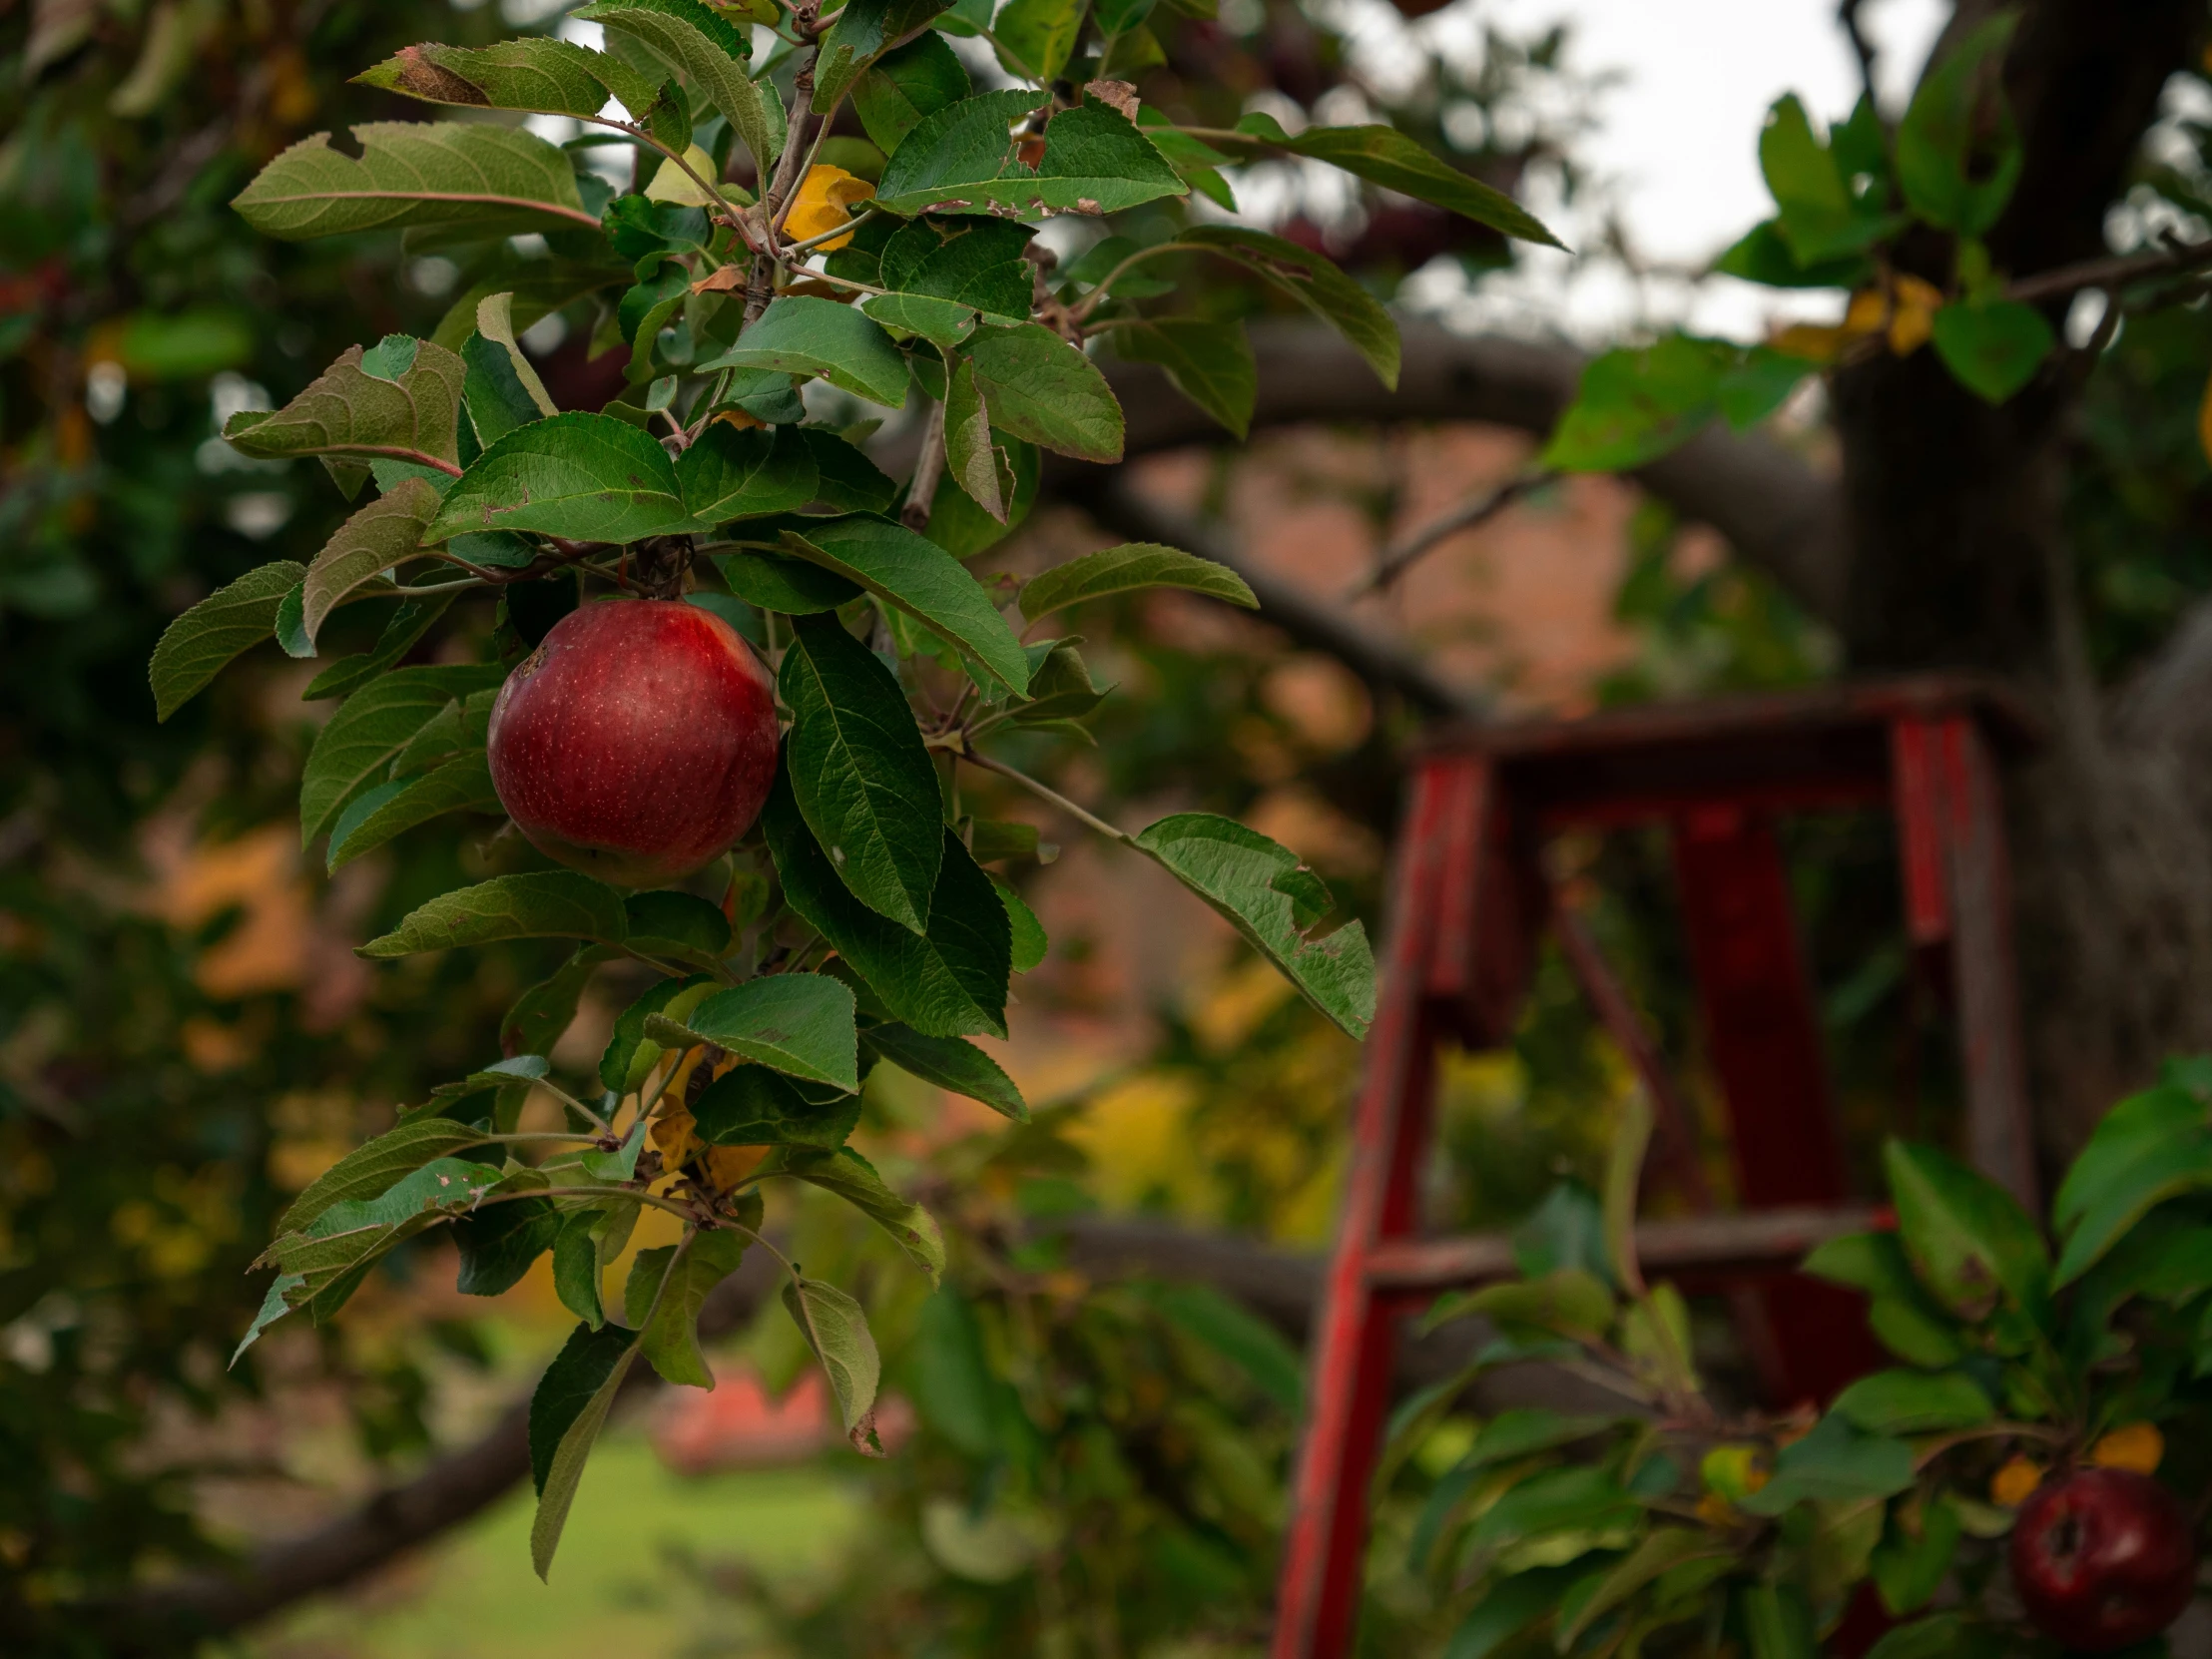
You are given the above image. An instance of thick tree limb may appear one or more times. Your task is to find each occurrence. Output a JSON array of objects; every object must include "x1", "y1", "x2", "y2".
[{"x1": 1069, "y1": 322, "x2": 1849, "y2": 626}]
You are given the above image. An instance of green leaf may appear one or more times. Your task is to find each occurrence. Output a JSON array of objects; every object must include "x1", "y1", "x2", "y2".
[
  {"x1": 1441, "y1": 1269, "x2": 1613, "y2": 1341},
  {"x1": 429, "y1": 410, "x2": 688, "y2": 545},
  {"x1": 877, "y1": 217, "x2": 1033, "y2": 319},
  {"x1": 529, "y1": 1331, "x2": 639, "y2": 1578},
  {"x1": 387, "y1": 687, "x2": 494, "y2": 779},
  {"x1": 1863, "y1": 1613, "x2": 2008, "y2": 1659},
  {"x1": 871, "y1": 91, "x2": 1187, "y2": 220},
  {"x1": 302, "y1": 592, "x2": 453, "y2": 702},
  {"x1": 765, "y1": 1145, "x2": 945, "y2": 1281},
  {"x1": 776, "y1": 515, "x2": 1030, "y2": 696},
  {"x1": 679, "y1": 422, "x2": 820, "y2": 525},
  {"x1": 811, "y1": 0, "x2": 951, "y2": 112},
  {"x1": 715, "y1": 549, "x2": 862, "y2": 613},
  {"x1": 852, "y1": 32, "x2": 970, "y2": 156},
  {"x1": 940, "y1": 354, "x2": 1011, "y2": 520},
  {"x1": 1465, "y1": 1465, "x2": 1638, "y2": 1556},
  {"x1": 1871, "y1": 1496, "x2": 1961, "y2": 1616},
  {"x1": 765, "y1": 769, "x2": 1011, "y2": 1038},
  {"x1": 1133, "y1": 813, "x2": 1375, "y2": 1039},
  {"x1": 504, "y1": 945, "x2": 617, "y2": 1059},
  {"x1": 1444, "y1": 1568, "x2": 1579, "y2": 1659},
  {"x1": 276, "y1": 1117, "x2": 490, "y2": 1235},
  {"x1": 1868, "y1": 1297, "x2": 1967, "y2": 1368},
  {"x1": 992, "y1": 0, "x2": 1081, "y2": 81},
  {"x1": 225, "y1": 337, "x2": 467, "y2": 474},
  {"x1": 1712, "y1": 218, "x2": 1872, "y2": 289},
  {"x1": 1739, "y1": 1412, "x2": 1916, "y2": 1514},
  {"x1": 234, "y1": 122, "x2": 598, "y2": 243},
  {"x1": 1759, "y1": 94, "x2": 1900, "y2": 266},
  {"x1": 1148, "y1": 1282, "x2": 1303, "y2": 1411},
  {"x1": 780, "y1": 613, "x2": 943, "y2": 932},
  {"x1": 1560, "y1": 1528, "x2": 1729, "y2": 1647},
  {"x1": 462, "y1": 333, "x2": 544, "y2": 453},
  {"x1": 925, "y1": 435, "x2": 1037, "y2": 557},
  {"x1": 1738, "y1": 1583, "x2": 1818, "y2": 1659},
  {"x1": 862, "y1": 291, "x2": 977, "y2": 349},
  {"x1": 1884, "y1": 1139, "x2": 2049, "y2": 1318},
  {"x1": 1539, "y1": 332, "x2": 1732, "y2": 473},
  {"x1": 454, "y1": 1197, "x2": 562, "y2": 1294},
  {"x1": 1831, "y1": 1369, "x2": 1994, "y2": 1434},
  {"x1": 298, "y1": 663, "x2": 504, "y2": 845},
  {"x1": 622, "y1": 890, "x2": 733, "y2": 970},
  {"x1": 2055, "y1": 1082, "x2": 2208, "y2": 1231},
  {"x1": 1896, "y1": 15, "x2": 2020, "y2": 236},
  {"x1": 600, "y1": 974, "x2": 716, "y2": 1094},
  {"x1": 2054, "y1": 1124, "x2": 2212, "y2": 1285},
  {"x1": 1111, "y1": 317, "x2": 1254, "y2": 438},
  {"x1": 259, "y1": 1157, "x2": 503, "y2": 1311},
  {"x1": 553, "y1": 1210, "x2": 610, "y2": 1328},
  {"x1": 693, "y1": 295, "x2": 909, "y2": 408},
  {"x1": 625, "y1": 1229, "x2": 748, "y2": 1388},
  {"x1": 529, "y1": 1320, "x2": 636, "y2": 1493},
  {"x1": 992, "y1": 875, "x2": 1046, "y2": 970},
  {"x1": 579, "y1": 0, "x2": 785, "y2": 179},
  {"x1": 961, "y1": 321, "x2": 1123, "y2": 463},
  {"x1": 326, "y1": 751, "x2": 501, "y2": 871},
  {"x1": 1930, "y1": 300, "x2": 2054, "y2": 406},
  {"x1": 863, "y1": 1023, "x2": 1026, "y2": 1120},
  {"x1": 470, "y1": 291, "x2": 559, "y2": 422},
  {"x1": 1178, "y1": 224, "x2": 1399, "y2": 389},
  {"x1": 692, "y1": 1064, "x2": 862, "y2": 1149},
  {"x1": 356, "y1": 38, "x2": 684, "y2": 148},
  {"x1": 1233, "y1": 115, "x2": 1561, "y2": 248},
  {"x1": 150, "y1": 560, "x2": 306, "y2": 721},
  {"x1": 1017, "y1": 541, "x2": 1255, "y2": 623},
  {"x1": 358, "y1": 870, "x2": 631, "y2": 958},
  {"x1": 782, "y1": 1275, "x2": 884, "y2": 1450},
  {"x1": 645, "y1": 972, "x2": 861, "y2": 1091},
  {"x1": 801, "y1": 429, "x2": 900, "y2": 512}
]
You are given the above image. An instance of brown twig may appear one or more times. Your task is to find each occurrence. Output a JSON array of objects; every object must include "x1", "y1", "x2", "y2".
[
  {"x1": 2006, "y1": 234, "x2": 2212, "y2": 304},
  {"x1": 1350, "y1": 470, "x2": 1554, "y2": 598},
  {"x1": 900, "y1": 396, "x2": 947, "y2": 531}
]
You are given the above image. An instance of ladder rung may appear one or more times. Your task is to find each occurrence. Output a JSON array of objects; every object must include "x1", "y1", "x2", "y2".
[{"x1": 1363, "y1": 1204, "x2": 1889, "y2": 1296}]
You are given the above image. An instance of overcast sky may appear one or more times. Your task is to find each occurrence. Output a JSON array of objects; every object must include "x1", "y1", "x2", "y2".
[{"x1": 1410, "y1": 0, "x2": 1951, "y2": 338}]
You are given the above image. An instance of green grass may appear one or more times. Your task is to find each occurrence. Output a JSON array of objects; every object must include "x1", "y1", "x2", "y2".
[{"x1": 259, "y1": 1432, "x2": 864, "y2": 1659}]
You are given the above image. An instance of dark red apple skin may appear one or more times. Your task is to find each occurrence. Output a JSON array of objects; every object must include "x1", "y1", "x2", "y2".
[
  {"x1": 2010, "y1": 1467, "x2": 2197, "y2": 1652},
  {"x1": 486, "y1": 598, "x2": 779, "y2": 887}
]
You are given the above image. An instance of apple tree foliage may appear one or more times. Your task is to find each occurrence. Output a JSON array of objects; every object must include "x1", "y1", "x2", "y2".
[
  {"x1": 145, "y1": 0, "x2": 1559, "y2": 1575},
  {"x1": 1389, "y1": 1068, "x2": 2212, "y2": 1658}
]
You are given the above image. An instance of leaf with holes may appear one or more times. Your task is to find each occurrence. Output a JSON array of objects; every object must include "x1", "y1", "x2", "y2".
[
  {"x1": 872, "y1": 90, "x2": 1186, "y2": 219},
  {"x1": 150, "y1": 561, "x2": 307, "y2": 721},
  {"x1": 225, "y1": 336, "x2": 466, "y2": 475},
  {"x1": 234, "y1": 122, "x2": 601, "y2": 242},
  {"x1": 356, "y1": 38, "x2": 687, "y2": 150}
]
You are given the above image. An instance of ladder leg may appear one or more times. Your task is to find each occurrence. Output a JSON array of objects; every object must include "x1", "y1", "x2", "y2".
[{"x1": 1273, "y1": 761, "x2": 1461, "y2": 1659}]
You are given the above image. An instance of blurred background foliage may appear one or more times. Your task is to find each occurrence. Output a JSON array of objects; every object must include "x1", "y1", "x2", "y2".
[{"x1": 8, "y1": 0, "x2": 2212, "y2": 1654}]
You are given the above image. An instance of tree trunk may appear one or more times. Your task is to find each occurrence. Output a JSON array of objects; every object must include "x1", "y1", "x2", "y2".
[{"x1": 1830, "y1": 0, "x2": 2208, "y2": 1155}]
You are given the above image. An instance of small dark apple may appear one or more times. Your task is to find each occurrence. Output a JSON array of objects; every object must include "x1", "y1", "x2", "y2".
[
  {"x1": 2010, "y1": 1466, "x2": 2197, "y2": 1652},
  {"x1": 487, "y1": 598, "x2": 779, "y2": 887}
]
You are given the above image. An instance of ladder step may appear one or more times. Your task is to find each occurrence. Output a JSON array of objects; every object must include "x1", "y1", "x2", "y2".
[{"x1": 1361, "y1": 1205, "x2": 1889, "y2": 1296}]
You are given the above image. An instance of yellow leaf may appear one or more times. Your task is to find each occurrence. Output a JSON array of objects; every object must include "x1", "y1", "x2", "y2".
[
  {"x1": 2090, "y1": 1421, "x2": 2163, "y2": 1474},
  {"x1": 1769, "y1": 322, "x2": 1849, "y2": 364},
  {"x1": 1888, "y1": 275, "x2": 1942, "y2": 356},
  {"x1": 787, "y1": 164, "x2": 875, "y2": 252},
  {"x1": 647, "y1": 144, "x2": 729, "y2": 208},
  {"x1": 1990, "y1": 1453, "x2": 2043, "y2": 1507}
]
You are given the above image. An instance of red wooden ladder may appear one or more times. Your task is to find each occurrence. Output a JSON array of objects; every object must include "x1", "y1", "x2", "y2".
[{"x1": 1272, "y1": 677, "x2": 2038, "y2": 1659}]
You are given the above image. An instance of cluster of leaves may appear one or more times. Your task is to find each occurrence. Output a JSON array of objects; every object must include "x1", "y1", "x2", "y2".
[
  {"x1": 677, "y1": 1109, "x2": 1314, "y2": 1656},
  {"x1": 1393, "y1": 1065, "x2": 2212, "y2": 1657},
  {"x1": 1537, "y1": 16, "x2": 2099, "y2": 478},
  {"x1": 142, "y1": 0, "x2": 1566, "y2": 1577}
]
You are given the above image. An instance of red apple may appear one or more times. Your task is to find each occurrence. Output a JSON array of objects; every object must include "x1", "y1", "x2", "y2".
[
  {"x1": 486, "y1": 598, "x2": 779, "y2": 887},
  {"x1": 2010, "y1": 1466, "x2": 2197, "y2": 1651}
]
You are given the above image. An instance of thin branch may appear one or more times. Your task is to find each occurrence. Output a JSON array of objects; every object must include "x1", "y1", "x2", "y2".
[
  {"x1": 1350, "y1": 469, "x2": 1555, "y2": 598},
  {"x1": 1837, "y1": 0, "x2": 1881, "y2": 116},
  {"x1": 2006, "y1": 236, "x2": 2212, "y2": 304},
  {"x1": 901, "y1": 395, "x2": 947, "y2": 531}
]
